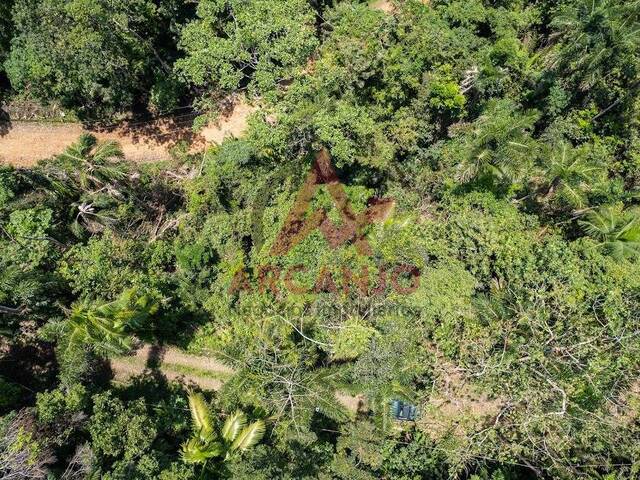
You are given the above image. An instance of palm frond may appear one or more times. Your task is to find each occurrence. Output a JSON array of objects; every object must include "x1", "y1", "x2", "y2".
[
  {"x1": 229, "y1": 420, "x2": 265, "y2": 453},
  {"x1": 188, "y1": 392, "x2": 214, "y2": 440},
  {"x1": 63, "y1": 290, "x2": 157, "y2": 356},
  {"x1": 580, "y1": 205, "x2": 640, "y2": 260},
  {"x1": 221, "y1": 411, "x2": 247, "y2": 443},
  {"x1": 92, "y1": 140, "x2": 124, "y2": 164},
  {"x1": 181, "y1": 438, "x2": 223, "y2": 464},
  {"x1": 58, "y1": 134, "x2": 96, "y2": 165}
]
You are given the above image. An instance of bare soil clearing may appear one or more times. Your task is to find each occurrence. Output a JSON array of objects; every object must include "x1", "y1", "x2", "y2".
[
  {"x1": 200, "y1": 101, "x2": 257, "y2": 145},
  {"x1": 0, "y1": 100, "x2": 256, "y2": 167},
  {"x1": 417, "y1": 360, "x2": 503, "y2": 440},
  {"x1": 371, "y1": 0, "x2": 395, "y2": 13},
  {"x1": 370, "y1": 0, "x2": 429, "y2": 13}
]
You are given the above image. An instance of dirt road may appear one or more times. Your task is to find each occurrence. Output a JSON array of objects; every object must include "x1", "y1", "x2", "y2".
[
  {"x1": 0, "y1": 101, "x2": 256, "y2": 167},
  {"x1": 111, "y1": 344, "x2": 364, "y2": 413},
  {"x1": 111, "y1": 345, "x2": 233, "y2": 391},
  {"x1": 370, "y1": 0, "x2": 395, "y2": 13}
]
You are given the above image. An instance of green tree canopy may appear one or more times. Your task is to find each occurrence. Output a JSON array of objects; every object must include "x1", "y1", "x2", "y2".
[
  {"x1": 5, "y1": 0, "x2": 192, "y2": 118},
  {"x1": 176, "y1": 0, "x2": 319, "y2": 99}
]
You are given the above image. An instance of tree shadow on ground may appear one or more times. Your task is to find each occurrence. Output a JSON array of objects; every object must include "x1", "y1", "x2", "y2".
[
  {"x1": 0, "y1": 339, "x2": 57, "y2": 406},
  {"x1": 91, "y1": 111, "x2": 204, "y2": 151},
  {"x1": 0, "y1": 106, "x2": 11, "y2": 137},
  {"x1": 146, "y1": 343, "x2": 166, "y2": 369}
]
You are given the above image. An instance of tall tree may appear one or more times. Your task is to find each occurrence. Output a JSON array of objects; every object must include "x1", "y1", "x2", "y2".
[
  {"x1": 0, "y1": 0, "x2": 13, "y2": 97},
  {"x1": 5, "y1": 0, "x2": 193, "y2": 118},
  {"x1": 549, "y1": 0, "x2": 640, "y2": 124},
  {"x1": 176, "y1": 0, "x2": 319, "y2": 99},
  {"x1": 0, "y1": 1, "x2": 13, "y2": 70}
]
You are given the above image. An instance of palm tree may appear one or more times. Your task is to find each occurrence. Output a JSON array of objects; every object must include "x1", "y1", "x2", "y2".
[
  {"x1": 38, "y1": 134, "x2": 130, "y2": 235},
  {"x1": 64, "y1": 289, "x2": 158, "y2": 356},
  {"x1": 181, "y1": 392, "x2": 265, "y2": 468},
  {"x1": 579, "y1": 205, "x2": 640, "y2": 260},
  {"x1": 57, "y1": 133, "x2": 126, "y2": 191},
  {"x1": 549, "y1": 0, "x2": 640, "y2": 126},
  {"x1": 550, "y1": 0, "x2": 640, "y2": 93},
  {"x1": 70, "y1": 200, "x2": 118, "y2": 236},
  {"x1": 540, "y1": 143, "x2": 605, "y2": 209},
  {"x1": 452, "y1": 99, "x2": 539, "y2": 185},
  {"x1": 41, "y1": 134, "x2": 127, "y2": 199}
]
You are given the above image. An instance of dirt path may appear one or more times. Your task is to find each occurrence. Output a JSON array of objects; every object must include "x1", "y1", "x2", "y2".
[
  {"x1": 110, "y1": 345, "x2": 231, "y2": 391},
  {"x1": 0, "y1": 100, "x2": 256, "y2": 167},
  {"x1": 370, "y1": 0, "x2": 429, "y2": 13},
  {"x1": 112, "y1": 357, "x2": 225, "y2": 391},
  {"x1": 200, "y1": 101, "x2": 256, "y2": 145},
  {"x1": 370, "y1": 0, "x2": 395, "y2": 13},
  {"x1": 111, "y1": 344, "x2": 363, "y2": 413},
  {"x1": 0, "y1": 121, "x2": 171, "y2": 166}
]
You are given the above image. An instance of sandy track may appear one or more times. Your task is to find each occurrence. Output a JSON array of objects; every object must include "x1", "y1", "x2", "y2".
[
  {"x1": 200, "y1": 101, "x2": 257, "y2": 145},
  {"x1": 0, "y1": 121, "x2": 173, "y2": 166},
  {"x1": 0, "y1": 100, "x2": 256, "y2": 167},
  {"x1": 111, "y1": 357, "x2": 224, "y2": 391},
  {"x1": 122, "y1": 344, "x2": 234, "y2": 375},
  {"x1": 111, "y1": 344, "x2": 363, "y2": 413},
  {"x1": 110, "y1": 345, "x2": 228, "y2": 391},
  {"x1": 370, "y1": 0, "x2": 429, "y2": 13}
]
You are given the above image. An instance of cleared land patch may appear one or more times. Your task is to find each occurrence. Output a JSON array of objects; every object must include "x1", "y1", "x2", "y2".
[{"x1": 0, "y1": 99, "x2": 255, "y2": 167}]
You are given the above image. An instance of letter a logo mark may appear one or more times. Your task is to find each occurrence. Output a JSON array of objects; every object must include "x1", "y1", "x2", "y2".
[{"x1": 270, "y1": 149, "x2": 394, "y2": 256}]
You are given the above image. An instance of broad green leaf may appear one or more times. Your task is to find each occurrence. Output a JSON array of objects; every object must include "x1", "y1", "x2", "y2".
[{"x1": 181, "y1": 438, "x2": 223, "y2": 464}]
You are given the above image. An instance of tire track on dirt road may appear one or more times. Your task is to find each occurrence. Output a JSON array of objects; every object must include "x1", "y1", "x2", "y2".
[{"x1": 110, "y1": 344, "x2": 364, "y2": 413}]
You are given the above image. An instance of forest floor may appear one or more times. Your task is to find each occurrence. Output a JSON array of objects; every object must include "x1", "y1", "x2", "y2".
[
  {"x1": 110, "y1": 344, "x2": 364, "y2": 413},
  {"x1": 0, "y1": 99, "x2": 256, "y2": 167}
]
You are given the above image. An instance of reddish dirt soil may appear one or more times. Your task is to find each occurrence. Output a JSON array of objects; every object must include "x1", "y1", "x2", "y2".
[{"x1": 0, "y1": 100, "x2": 257, "y2": 167}]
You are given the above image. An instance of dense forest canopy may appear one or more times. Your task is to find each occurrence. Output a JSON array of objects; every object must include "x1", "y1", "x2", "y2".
[{"x1": 1, "y1": 0, "x2": 640, "y2": 479}]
